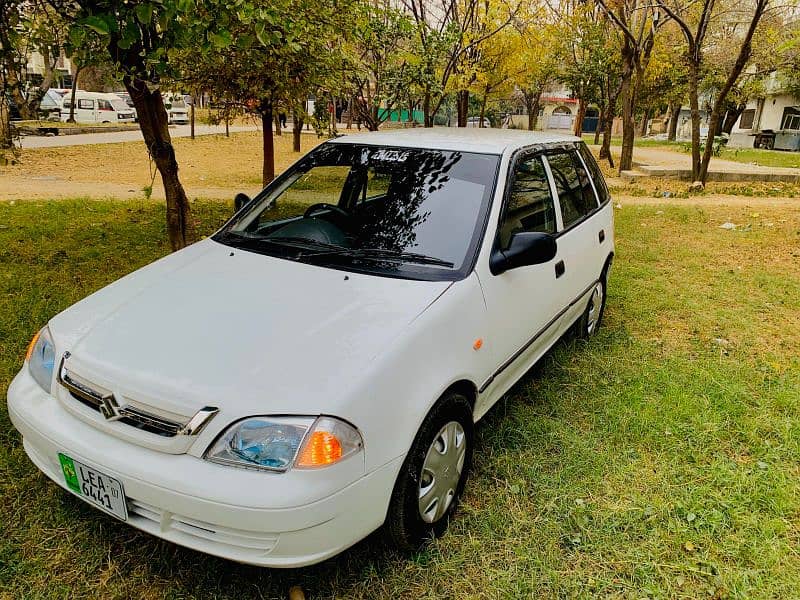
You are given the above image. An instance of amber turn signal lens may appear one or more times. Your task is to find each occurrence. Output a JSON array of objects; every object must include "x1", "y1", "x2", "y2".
[
  {"x1": 296, "y1": 430, "x2": 343, "y2": 467},
  {"x1": 25, "y1": 330, "x2": 41, "y2": 361}
]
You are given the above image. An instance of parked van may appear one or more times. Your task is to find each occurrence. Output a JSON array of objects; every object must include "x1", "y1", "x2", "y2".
[{"x1": 60, "y1": 92, "x2": 136, "y2": 124}]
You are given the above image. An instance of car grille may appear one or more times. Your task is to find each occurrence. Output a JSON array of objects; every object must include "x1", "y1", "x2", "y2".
[
  {"x1": 127, "y1": 499, "x2": 279, "y2": 556},
  {"x1": 57, "y1": 353, "x2": 218, "y2": 439}
]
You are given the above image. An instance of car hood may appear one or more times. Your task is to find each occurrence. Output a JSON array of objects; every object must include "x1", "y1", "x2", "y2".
[{"x1": 50, "y1": 239, "x2": 451, "y2": 419}]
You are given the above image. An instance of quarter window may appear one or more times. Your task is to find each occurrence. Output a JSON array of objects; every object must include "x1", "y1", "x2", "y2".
[
  {"x1": 498, "y1": 154, "x2": 556, "y2": 248},
  {"x1": 578, "y1": 144, "x2": 610, "y2": 205},
  {"x1": 546, "y1": 151, "x2": 598, "y2": 228}
]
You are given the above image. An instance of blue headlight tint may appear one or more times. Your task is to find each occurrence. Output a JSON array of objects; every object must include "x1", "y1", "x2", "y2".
[
  {"x1": 28, "y1": 327, "x2": 55, "y2": 393},
  {"x1": 205, "y1": 417, "x2": 314, "y2": 472},
  {"x1": 231, "y1": 420, "x2": 307, "y2": 469}
]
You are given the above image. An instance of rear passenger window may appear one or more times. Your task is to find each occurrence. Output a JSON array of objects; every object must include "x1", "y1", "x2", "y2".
[
  {"x1": 546, "y1": 151, "x2": 598, "y2": 228},
  {"x1": 498, "y1": 154, "x2": 556, "y2": 248},
  {"x1": 578, "y1": 144, "x2": 610, "y2": 205},
  {"x1": 78, "y1": 99, "x2": 94, "y2": 110}
]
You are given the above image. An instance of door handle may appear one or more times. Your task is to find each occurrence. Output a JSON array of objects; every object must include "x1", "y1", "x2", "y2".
[
  {"x1": 599, "y1": 229, "x2": 605, "y2": 243},
  {"x1": 555, "y1": 260, "x2": 565, "y2": 278}
]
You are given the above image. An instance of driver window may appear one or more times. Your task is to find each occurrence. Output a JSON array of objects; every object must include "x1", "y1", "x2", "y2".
[
  {"x1": 498, "y1": 154, "x2": 556, "y2": 249},
  {"x1": 364, "y1": 168, "x2": 391, "y2": 200},
  {"x1": 280, "y1": 166, "x2": 352, "y2": 207}
]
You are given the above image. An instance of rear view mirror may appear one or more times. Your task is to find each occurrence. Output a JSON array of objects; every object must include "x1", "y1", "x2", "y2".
[
  {"x1": 490, "y1": 231, "x2": 557, "y2": 275},
  {"x1": 234, "y1": 193, "x2": 251, "y2": 212}
]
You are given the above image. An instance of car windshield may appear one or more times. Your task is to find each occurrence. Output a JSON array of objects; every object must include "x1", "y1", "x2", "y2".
[
  {"x1": 215, "y1": 143, "x2": 500, "y2": 281},
  {"x1": 111, "y1": 98, "x2": 130, "y2": 111}
]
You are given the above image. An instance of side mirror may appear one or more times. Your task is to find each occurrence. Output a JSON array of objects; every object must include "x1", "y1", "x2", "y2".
[
  {"x1": 234, "y1": 192, "x2": 251, "y2": 212},
  {"x1": 490, "y1": 231, "x2": 557, "y2": 275}
]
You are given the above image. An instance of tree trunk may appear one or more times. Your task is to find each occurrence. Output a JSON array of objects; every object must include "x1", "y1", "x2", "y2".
[
  {"x1": 594, "y1": 102, "x2": 603, "y2": 145},
  {"x1": 423, "y1": 90, "x2": 433, "y2": 127},
  {"x1": 479, "y1": 90, "x2": 488, "y2": 127},
  {"x1": 68, "y1": 65, "x2": 82, "y2": 123},
  {"x1": 720, "y1": 103, "x2": 744, "y2": 135},
  {"x1": 667, "y1": 102, "x2": 680, "y2": 141},
  {"x1": 527, "y1": 101, "x2": 535, "y2": 130},
  {"x1": 688, "y1": 59, "x2": 702, "y2": 181},
  {"x1": 274, "y1": 112, "x2": 282, "y2": 136},
  {"x1": 190, "y1": 91, "x2": 195, "y2": 140},
  {"x1": 639, "y1": 108, "x2": 650, "y2": 137},
  {"x1": 0, "y1": 97, "x2": 12, "y2": 151},
  {"x1": 456, "y1": 90, "x2": 469, "y2": 127},
  {"x1": 600, "y1": 106, "x2": 615, "y2": 168},
  {"x1": 618, "y1": 45, "x2": 636, "y2": 174},
  {"x1": 619, "y1": 78, "x2": 635, "y2": 173},
  {"x1": 260, "y1": 100, "x2": 275, "y2": 186},
  {"x1": 573, "y1": 98, "x2": 587, "y2": 138},
  {"x1": 124, "y1": 76, "x2": 195, "y2": 251},
  {"x1": 292, "y1": 110, "x2": 303, "y2": 152}
]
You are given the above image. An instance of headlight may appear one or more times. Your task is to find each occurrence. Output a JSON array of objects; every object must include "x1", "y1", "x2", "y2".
[
  {"x1": 26, "y1": 327, "x2": 55, "y2": 393},
  {"x1": 205, "y1": 416, "x2": 362, "y2": 472}
]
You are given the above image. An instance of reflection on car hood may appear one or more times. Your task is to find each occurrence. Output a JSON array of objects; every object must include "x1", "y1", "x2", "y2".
[{"x1": 49, "y1": 239, "x2": 451, "y2": 417}]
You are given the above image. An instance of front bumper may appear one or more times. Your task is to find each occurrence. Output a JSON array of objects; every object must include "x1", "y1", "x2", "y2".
[{"x1": 7, "y1": 369, "x2": 403, "y2": 567}]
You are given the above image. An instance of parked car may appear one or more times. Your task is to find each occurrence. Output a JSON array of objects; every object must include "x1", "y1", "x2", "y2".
[
  {"x1": 9, "y1": 129, "x2": 614, "y2": 568},
  {"x1": 163, "y1": 93, "x2": 189, "y2": 124},
  {"x1": 60, "y1": 92, "x2": 136, "y2": 124},
  {"x1": 39, "y1": 89, "x2": 70, "y2": 121},
  {"x1": 115, "y1": 91, "x2": 138, "y2": 122},
  {"x1": 466, "y1": 116, "x2": 491, "y2": 128}
]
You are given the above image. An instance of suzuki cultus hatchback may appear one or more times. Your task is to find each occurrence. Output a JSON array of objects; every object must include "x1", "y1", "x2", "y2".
[{"x1": 9, "y1": 129, "x2": 614, "y2": 567}]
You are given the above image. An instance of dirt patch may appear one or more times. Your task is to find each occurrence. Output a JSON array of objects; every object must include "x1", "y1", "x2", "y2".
[{"x1": 1, "y1": 131, "x2": 322, "y2": 201}]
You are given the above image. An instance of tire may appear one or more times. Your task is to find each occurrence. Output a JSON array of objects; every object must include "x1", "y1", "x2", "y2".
[
  {"x1": 386, "y1": 391, "x2": 474, "y2": 553},
  {"x1": 576, "y1": 271, "x2": 607, "y2": 339}
]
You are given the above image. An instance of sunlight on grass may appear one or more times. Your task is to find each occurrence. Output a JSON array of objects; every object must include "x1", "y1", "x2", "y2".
[{"x1": 1, "y1": 198, "x2": 799, "y2": 598}]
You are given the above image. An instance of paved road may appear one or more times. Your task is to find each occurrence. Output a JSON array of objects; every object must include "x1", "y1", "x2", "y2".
[{"x1": 19, "y1": 123, "x2": 262, "y2": 149}]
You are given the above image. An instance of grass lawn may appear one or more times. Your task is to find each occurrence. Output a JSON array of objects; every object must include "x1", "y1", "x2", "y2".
[
  {"x1": 1, "y1": 198, "x2": 800, "y2": 598},
  {"x1": 719, "y1": 148, "x2": 800, "y2": 170},
  {"x1": 583, "y1": 133, "x2": 800, "y2": 169}
]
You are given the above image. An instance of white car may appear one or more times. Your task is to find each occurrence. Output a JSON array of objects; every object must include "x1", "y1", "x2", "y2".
[{"x1": 9, "y1": 129, "x2": 614, "y2": 568}]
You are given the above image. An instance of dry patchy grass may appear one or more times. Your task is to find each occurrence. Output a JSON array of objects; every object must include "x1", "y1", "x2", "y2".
[{"x1": 3, "y1": 131, "x2": 322, "y2": 200}]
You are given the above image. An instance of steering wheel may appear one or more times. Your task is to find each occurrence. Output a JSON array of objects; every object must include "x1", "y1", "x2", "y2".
[{"x1": 304, "y1": 203, "x2": 350, "y2": 221}]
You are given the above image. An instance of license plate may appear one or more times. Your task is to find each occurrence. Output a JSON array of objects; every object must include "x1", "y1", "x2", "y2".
[{"x1": 58, "y1": 453, "x2": 127, "y2": 520}]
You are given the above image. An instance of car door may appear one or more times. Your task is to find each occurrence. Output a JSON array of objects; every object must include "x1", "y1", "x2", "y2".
[
  {"x1": 476, "y1": 150, "x2": 568, "y2": 400},
  {"x1": 542, "y1": 147, "x2": 602, "y2": 332}
]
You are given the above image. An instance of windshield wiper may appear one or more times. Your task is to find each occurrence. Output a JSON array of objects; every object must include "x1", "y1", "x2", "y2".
[
  {"x1": 326, "y1": 247, "x2": 455, "y2": 268},
  {"x1": 259, "y1": 235, "x2": 349, "y2": 252}
]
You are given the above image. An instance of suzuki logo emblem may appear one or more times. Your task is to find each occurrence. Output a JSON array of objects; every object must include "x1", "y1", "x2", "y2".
[{"x1": 99, "y1": 394, "x2": 123, "y2": 421}]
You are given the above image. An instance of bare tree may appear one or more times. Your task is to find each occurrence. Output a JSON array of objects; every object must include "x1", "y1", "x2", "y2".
[
  {"x1": 596, "y1": 0, "x2": 668, "y2": 173},
  {"x1": 656, "y1": 0, "x2": 770, "y2": 183}
]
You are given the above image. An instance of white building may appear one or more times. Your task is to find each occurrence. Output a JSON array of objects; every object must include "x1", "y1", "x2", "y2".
[{"x1": 729, "y1": 72, "x2": 800, "y2": 148}]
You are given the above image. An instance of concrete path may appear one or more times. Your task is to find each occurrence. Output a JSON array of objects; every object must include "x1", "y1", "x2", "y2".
[
  {"x1": 19, "y1": 123, "x2": 263, "y2": 149},
  {"x1": 626, "y1": 146, "x2": 800, "y2": 182}
]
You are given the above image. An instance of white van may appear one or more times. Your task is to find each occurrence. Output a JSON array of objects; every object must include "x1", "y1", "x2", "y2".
[{"x1": 60, "y1": 92, "x2": 136, "y2": 124}]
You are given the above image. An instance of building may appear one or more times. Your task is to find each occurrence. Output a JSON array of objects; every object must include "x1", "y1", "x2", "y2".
[{"x1": 729, "y1": 72, "x2": 800, "y2": 149}]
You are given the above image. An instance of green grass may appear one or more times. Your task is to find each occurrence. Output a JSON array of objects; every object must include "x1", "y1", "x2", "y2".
[
  {"x1": 718, "y1": 148, "x2": 800, "y2": 169},
  {"x1": 2, "y1": 198, "x2": 800, "y2": 598},
  {"x1": 584, "y1": 133, "x2": 800, "y2": 169}
]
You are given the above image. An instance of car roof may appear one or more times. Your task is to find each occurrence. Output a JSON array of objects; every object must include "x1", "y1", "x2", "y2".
[{"x1": 328, "y1": 127, "x2": 582, "y2": 155}]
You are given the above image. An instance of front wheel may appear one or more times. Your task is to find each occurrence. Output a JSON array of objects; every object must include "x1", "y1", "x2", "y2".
[{"x1": 386, "y1": 391, "x2": 473, "y2": 553}]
